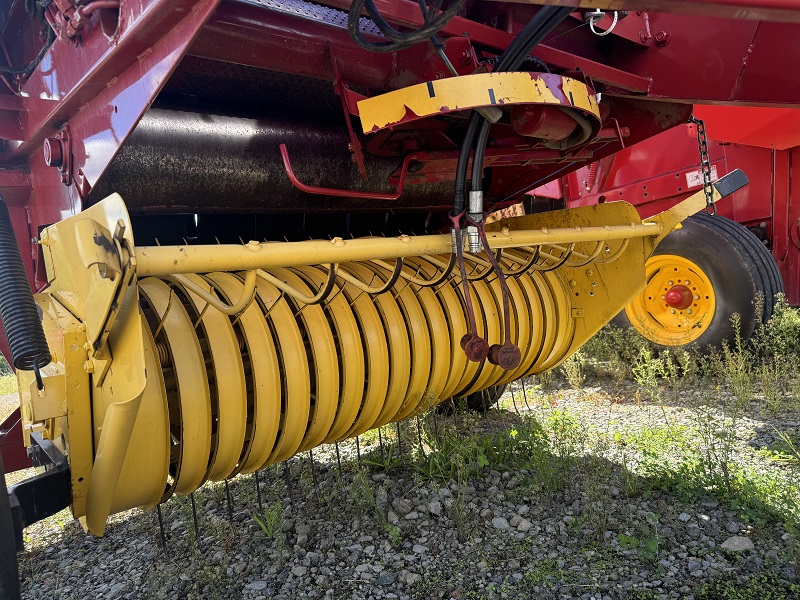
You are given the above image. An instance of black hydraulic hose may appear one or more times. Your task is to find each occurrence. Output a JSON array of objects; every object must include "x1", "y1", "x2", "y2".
[
  {"x1": 452, "y1": 113, "x2": 481, "y2": 215},
  {"x1": 348, "y1": 0, "x2": 468, "y2": 53},
  {"x1": 0, "y1": 196, "x2": 50, "y2": 385},
  {"x1": 469, "y1": 5, "x2": 574, "y2": 194}
]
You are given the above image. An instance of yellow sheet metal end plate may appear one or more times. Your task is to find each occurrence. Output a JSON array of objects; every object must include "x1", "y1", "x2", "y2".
[
  {"x1": 358, "y1": 72, "x2": 599, "y2": 133},
  {"x1": 334, "y1": 267, "x2": 390, "y2": 438},
  {"x1": 625, "y1": 254, "x2": 716, "y2": 346},
  {"x1": 341, "y1": 263, "x2": 410, "y2": 428},
  {"x1": 179, "y1": 273, "x2": 247, "y2": 481},
  {"x1": 252, "y1": 277, "x2": 311, "y2": 464},
  {"x1": 270, "y1": 268, "x2": 340, "y2": 450},
  {"x1": 206, "y1": 272, "x2": 281, "y2": 474},
  {"x1": 121, "y1": 314, "x2": 170, "y2": 512},
  {"x1": 293, "y1": 266, "x2": 366, "y2": 444},
  {"x1": 139, "y1": 278, "x2": 211, "y2": 496}
]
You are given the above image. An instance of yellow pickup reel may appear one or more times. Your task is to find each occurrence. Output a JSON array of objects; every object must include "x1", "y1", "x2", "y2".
[{"x1": 12, "y1": 166, "x2": 746, "y2": 536}]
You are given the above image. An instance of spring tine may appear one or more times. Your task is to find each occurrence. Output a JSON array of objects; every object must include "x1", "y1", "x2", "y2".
[
  {"x1": 520, "y1": 378, "x2": 532, "y2": 411},
  {"x1": 254, "y1": 470, "x2": 264, "y2": 515},
  {"x1": 415, "y1": 416, "x2": 426, "y2": 458},
  {"x1": 190, "y1": 493, "x2": 201, "y2": 550},
  {"x1": 156, "y1": 505, "x2": 170, "y2": 560},
  {"x1": 193, "y1": 302, "x2": 210, "y2": 330},
  {"x1": 308, "y1": 450, "x2": 319, "y2": 497},
  {"x1": 152, "y1": 288, "x2": 175, "y2": 340},
  {"x1": 283, "y1": 462, "x2": 294, "y2": 505},
  {"x1": 378, "y1": 427, "x2": 385, "y2": 463},
  {"x1": 395, "y1": 421, "x2": 403, "y2": 457},
  {"x1": 452, "y1": 398, "x2": 459, "y2": 430},
  {"x1": 334, "y1": 442, "x2": 344, "y2": 489},
  {"x1": 224, "y1": 479, "x2": 234, "y2": 522},
  {"x1": 355, "y1": 436, "x2": 362, "y2": 469},
  {"x1": 510, "y1": 385, "x2": 521, "y2": 416}
]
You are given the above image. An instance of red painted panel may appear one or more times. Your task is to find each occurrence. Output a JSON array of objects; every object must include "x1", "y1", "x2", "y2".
[{"x1": 695, "y1": 105, "x2": 800, "y2": 150}]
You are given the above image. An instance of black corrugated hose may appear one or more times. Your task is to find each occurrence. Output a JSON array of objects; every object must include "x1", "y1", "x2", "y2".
[{"x1": 0, "y1": 196, "x2": 51, "y2": 387}]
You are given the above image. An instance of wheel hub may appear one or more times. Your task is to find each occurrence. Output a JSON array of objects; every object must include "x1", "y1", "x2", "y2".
[
  {"x1": 625, "y1": 254, "x2": 716, "y2": 345},
  {"x1": 664, "y1": 284, "x2": 694, "y2": 310}
]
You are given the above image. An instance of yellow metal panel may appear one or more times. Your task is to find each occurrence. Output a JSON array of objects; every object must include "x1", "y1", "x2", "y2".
[
  {"x1": 205, "y1": 272, "x2": 281, "y2": 473},
  {"x1": 112, "y1": 314, "x2": 169, "y2": 513},
  {"x1": 340, "y1": 263, "x2": 409, "y2": 428},
  {"x1": 250, "y1": 276, "x2": 310, "y2": 464},
  {"x1": 291, "y1": 267, "x2": 366, "y2": 444},
  {"x1": 332, "y1": 265, "x2": 390, "y2": 438},
  {"x1": 357, "y1": 72, "x2": 600, "y2": 132},
  {"x1": 179, "y1": 273, "x2": 247, "y2": 481},
  {"x1": 270, "y1": 267, "x2": 339, "y2": 450},
  {"x1": 139, "y1": 278, "x2": 211, "y2": 496}
]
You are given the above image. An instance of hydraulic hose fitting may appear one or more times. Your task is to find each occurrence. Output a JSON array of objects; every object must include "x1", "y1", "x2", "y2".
[{"x1": 467, "y1": 190, "x2": 484, "y2": 254}]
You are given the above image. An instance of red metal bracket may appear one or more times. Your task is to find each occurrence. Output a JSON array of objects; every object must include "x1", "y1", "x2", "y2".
[
  {"x1": 0, "y1": 408, "x2": 32, "y2": 473},
  {"x1": 331, "y1": 53, "x2": 368, "y2": 180},
  {"x1": 279, "y1": 144, "x2": 412, "y2": 201}
]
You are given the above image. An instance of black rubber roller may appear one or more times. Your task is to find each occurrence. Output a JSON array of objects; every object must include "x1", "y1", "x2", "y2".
[{"x1": 0, "y1": 196, "x2": 50, "y2": 382}]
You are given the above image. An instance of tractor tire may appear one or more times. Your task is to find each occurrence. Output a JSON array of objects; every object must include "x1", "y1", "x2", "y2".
[
  {"x1": 459, "y1": 384, "x2": 508, "y2": 412},
  {"x1": 618, "y1": 213, "x2": 783, "y2": 348}
]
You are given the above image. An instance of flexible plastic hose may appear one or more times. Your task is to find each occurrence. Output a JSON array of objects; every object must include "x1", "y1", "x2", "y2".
[{"x1": 0, "y1": 196, "x2": 51, "y2": 376}]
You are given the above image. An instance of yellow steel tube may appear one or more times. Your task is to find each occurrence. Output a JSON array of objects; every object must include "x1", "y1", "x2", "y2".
[{"x1": 135, "y1": 223, "x2": 661, "y2": 276}]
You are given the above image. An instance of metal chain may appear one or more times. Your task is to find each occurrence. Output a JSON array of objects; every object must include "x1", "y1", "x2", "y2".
[{"x1": 689, "y1": 116, "x2": 716, "y2": 216}]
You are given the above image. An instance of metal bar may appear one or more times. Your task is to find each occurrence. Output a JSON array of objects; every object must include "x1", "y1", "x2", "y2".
[
  {"x1": 156, "y1": 505, "x2": 170, "y2": 560},
  {"x1": 254, "y1": 470, "x2": 264, "y2": 515},
  {"x1": 190, "y1": 493, "x2": 201, "y2": 550},
  {"x1": 136, "y1": 223, "x2": 661, "y2": 276}
]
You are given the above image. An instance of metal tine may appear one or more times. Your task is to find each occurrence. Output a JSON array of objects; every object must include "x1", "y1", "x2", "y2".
[
  {"x1": 156, "y1": 504, "x2": 170, "y2": 561},
  {"x1": 193, "y1": 301, "x2": 210, "y2": 330},
  {"x1": 510, "y1": 384, "x2": 521, "y2": 416},
  {"x1": 308, "y1": 450, "x2": 319, "y2": 498},
  {"x1": 152, "y1": 288, "x2": 175, "y2": 340},
  {"x1": 254, "y1": 470, "x2": 264, "y2": 515},
  {"x1": 520, "y1": 377, "x2": 532, "y2": 411},
  {"x1": 377, "y1": 426, "x2": 385, "y2": 463},
  {"x1": 283, "y1": 461, "x2": 294, "y2": 505},
  {"x1": 451, "y1": 397, "x2": 459, "y2": 430},
  {"x1": 224, "y1": 479, "x2": 234, "y2": 522},
  {"x1": 355, "y1": 436, "x2": 362, "y2": 469},
  {"x1": 395, "y1": 421, "x2": 403, "y2": 457},
  {"x1": 415, "y1": 416, "x2": 426, "y2": 458},
  {"x1": 190, "y1": 493, "x2": 201, "y2": 550},
  {"x1": 334, "y1": 441, "x2": 344, "y2": 489}
]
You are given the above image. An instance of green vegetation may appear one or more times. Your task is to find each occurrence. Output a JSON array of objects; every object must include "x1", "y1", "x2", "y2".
[{"x1": 0, "y1": 373, "x2": 16, "y2": 395}]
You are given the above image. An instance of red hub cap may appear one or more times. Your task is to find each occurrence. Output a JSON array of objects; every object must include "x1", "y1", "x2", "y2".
[{"x1": 664, "y1": 285, "x2": 694, "y2": 310}]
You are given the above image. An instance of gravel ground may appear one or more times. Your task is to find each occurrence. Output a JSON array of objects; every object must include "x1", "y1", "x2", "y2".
[{"x1": 9, "y1": 374, "x2": 800, "y2": 600}]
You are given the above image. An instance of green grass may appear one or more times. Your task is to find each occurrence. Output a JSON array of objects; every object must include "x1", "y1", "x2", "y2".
[{"x1": 0, "y1": 373, "x2": 16, "y2": 395}]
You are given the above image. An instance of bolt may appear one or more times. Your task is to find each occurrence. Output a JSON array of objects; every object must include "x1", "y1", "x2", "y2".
[
  {"x1": 661, "y1": 295, "x2": 666, "y2": 300},
  {"x1": 670, "y1": 309, "x2": 676, "y2": 314},
  {"x1": 684, "y1": 280, "x2": 690, "y2": 285},
  {"x1": 461, "y1": 50, "x2": 473, "y2": 66},
  {"x1": 687, "y1": 309, "x2": 693, "y2": 314},
  {"x1": 667, "y1": 280, "x2": 674, "y2": 286},
  {"x1": 694, "y1": 295, "x2": 700, "y2": 300},
  {"x1": 655, "y1": 30, "x2": 671, "y2": 46}
]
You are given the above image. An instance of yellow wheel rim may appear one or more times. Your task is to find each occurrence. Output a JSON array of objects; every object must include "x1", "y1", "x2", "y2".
[{"x1": 625, "y1": 253, "x2": 716, "y2": 346}]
